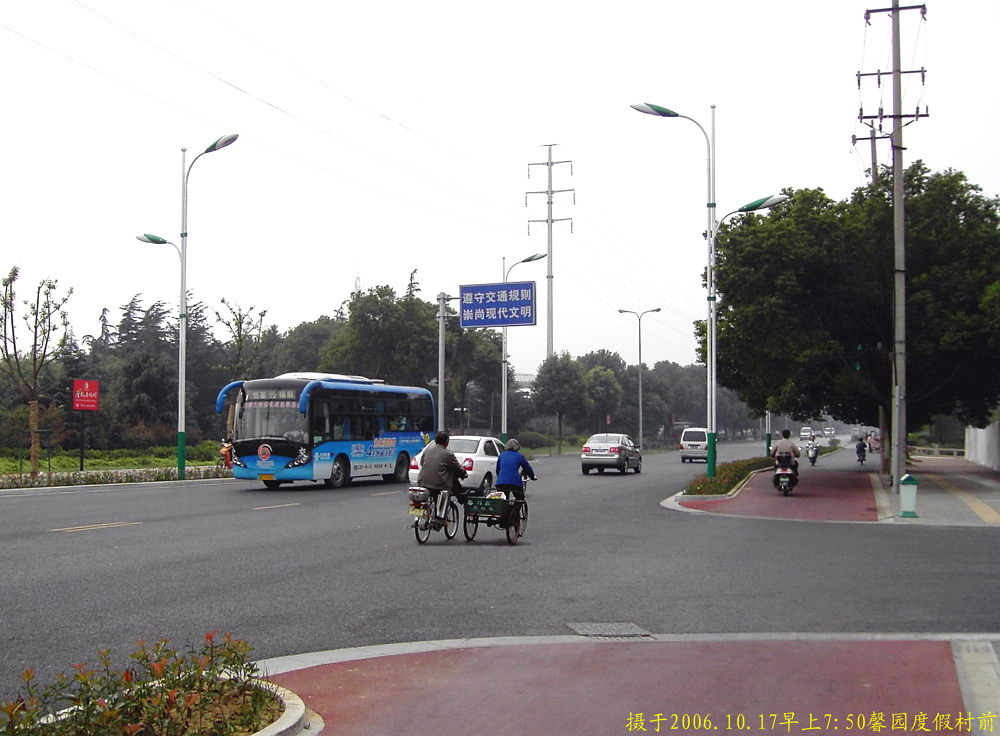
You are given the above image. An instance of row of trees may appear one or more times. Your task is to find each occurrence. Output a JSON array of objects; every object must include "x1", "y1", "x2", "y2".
[
  {"x1": 2, "y1": 267, "x2": 743, "y2": 474},
  {"x1": 7, "y1": 161, "x2": 995, "y2": 472},
  {"x1": 713, "y1": 162, "x2": 1000, "y2": 434}
]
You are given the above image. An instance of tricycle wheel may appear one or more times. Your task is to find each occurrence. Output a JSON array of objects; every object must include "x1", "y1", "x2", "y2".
[{"x1": 463, "y1": 511, "x2": 479, "y2": 541}]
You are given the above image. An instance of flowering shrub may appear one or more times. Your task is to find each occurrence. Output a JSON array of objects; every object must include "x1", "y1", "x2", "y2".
[
  {"x1": 0, "y1": 631, "x2": 280, "y2": 736},
  {"x1": 683, "y1": 456, "x2": 775, "y2": 496}
]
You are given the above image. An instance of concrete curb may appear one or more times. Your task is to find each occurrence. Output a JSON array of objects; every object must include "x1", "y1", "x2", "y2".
[{"x1": 252, "y1": 680, "x2": 307, "y2": 736}]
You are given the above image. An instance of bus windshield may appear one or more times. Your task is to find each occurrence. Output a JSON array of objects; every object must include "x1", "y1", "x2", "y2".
[{"x1": 236, "y1": 399, "x2": 308, "y2": 444}]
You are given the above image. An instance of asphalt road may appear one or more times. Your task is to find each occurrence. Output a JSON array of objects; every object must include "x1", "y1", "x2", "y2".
[{"x1": 2, "y1": 440, "x2": 999, "y2": 698}]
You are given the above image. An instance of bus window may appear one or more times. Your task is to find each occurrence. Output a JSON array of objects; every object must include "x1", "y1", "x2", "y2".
[
  {"x1": 360, "y1": 415, "x2": 379, "y2": 439},
  {"x1": 311, "y1": 401, "x2": 331, "y2": 443}
]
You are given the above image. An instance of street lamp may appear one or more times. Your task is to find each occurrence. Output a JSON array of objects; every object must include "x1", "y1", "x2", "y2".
[
  {"x1": 138, "y1": 133, "x2": 238, "y2": 480},
  {"x1": 501, "y1": 252, "x2": 547, "y2": 442},
  {"x1": 631, "y1": 101, "x2": 787, "y2": 477},
  {"x1": 617, "y1": 307, "x2": 660, "y2": 445}
]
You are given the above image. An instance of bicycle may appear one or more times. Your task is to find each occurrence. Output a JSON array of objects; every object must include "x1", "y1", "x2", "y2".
[
  {"x1": 216, "y1": 439, "x2": 233, "y2": 471},
  {"x1": 408, "y1": 487, "x2": 459, "y2": 544}
]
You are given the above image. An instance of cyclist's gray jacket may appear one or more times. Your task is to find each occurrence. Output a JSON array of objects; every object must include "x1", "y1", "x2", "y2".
[{"x1": 416, "y1": 443, "x2": 462, "y2": 491}]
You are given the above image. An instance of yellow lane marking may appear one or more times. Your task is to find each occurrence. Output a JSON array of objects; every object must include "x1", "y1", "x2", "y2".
[
  {"x1": 252, "y1": 503, "x2": 302, "y2": 511},
  {"x1": 51, "y1": 521, "x2": 143, "y2": 533},
  {"x1": 934, "y1": 476, "x2": 1000, "y2": 524}
]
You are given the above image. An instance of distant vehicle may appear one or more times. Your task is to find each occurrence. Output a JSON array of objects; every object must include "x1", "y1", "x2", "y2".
[
  {"x1": 799, "y1": 426, "x2": 813, "y2": 441},
  {"x1": 215, "y1": 372, "x2": 435, "y2": 490},
  {"x1": 823, "y1": 427, "x2": 835, "y2": 437},
  {"x1": 679, "y1": 427, "x2": 710, "y2": 463},
  {"x1": 409, "y1": 435, "x2": 504, "y2": 492},
  {"x1": 581, "y1": 433, "x2": 642, "y2": 474}
]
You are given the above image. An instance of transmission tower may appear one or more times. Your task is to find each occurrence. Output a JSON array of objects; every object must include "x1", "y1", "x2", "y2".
[{"x1": 526, "y1": 144, "x2": 574, "y2": 358}]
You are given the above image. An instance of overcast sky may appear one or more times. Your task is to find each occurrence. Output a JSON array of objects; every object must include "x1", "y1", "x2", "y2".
[{"x1": 3, "y1": 0, "x2": 996, "y2": 382}]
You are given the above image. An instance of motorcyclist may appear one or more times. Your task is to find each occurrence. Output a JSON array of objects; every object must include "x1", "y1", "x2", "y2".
[
  {"x1": 495, "y1": 438, "x2": 537, "y2": 502},
  {"x1": 416, "y1": 431, "x2": 468, "y2": 519},
  {"x1": 805, "y1": 434, "x2": 820, "y2": 464},
  {"x1": 771, "y1": 429, "x2": 801, "y2": 481},
  {"x1": 856, "y1": 439, "x2": 867, "y2": 463}
]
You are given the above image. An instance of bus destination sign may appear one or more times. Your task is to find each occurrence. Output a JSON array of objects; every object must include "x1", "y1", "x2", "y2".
[{"x1": 459, "y1": 281, "x2": 536, "y2": 328}]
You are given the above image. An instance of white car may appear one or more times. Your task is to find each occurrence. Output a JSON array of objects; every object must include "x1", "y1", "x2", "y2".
[
  {"x1": 408, "y1": 435, "x2": 505, "y2": 491},
  {"x1": 678, "y1": 427, "x2": 709, "y2": 463}
]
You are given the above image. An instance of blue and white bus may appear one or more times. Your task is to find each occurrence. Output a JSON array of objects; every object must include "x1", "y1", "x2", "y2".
[{"x1": 215, "y1": 372, "x2": 435, "y2": 489}]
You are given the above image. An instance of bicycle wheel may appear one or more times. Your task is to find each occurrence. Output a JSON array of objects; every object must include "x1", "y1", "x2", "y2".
[
  {"x1": 414, "y1": 506, "x2": 432, "y2": 544},
  {"x1": 463, "y1": 510, "x2": 479, "y2": 541},
  {"x1": 505, "y1": 501, "x2": 526, "y2": 545},
  {"x1": 443, "y1": 501, "x2": 459, "y2": 540}
]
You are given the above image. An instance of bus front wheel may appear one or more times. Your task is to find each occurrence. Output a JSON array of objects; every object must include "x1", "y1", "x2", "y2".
[{"x1": 325, "y1": 457, "x2": 350, "y2": 488}]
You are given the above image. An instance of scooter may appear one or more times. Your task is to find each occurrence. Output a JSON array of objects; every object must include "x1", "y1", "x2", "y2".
[
  {"x1": 806, "y1": 441, "x2": 819, "y2": 466},
  {"x1": 773, "y1": 451, "x2": 798, "y2": 496}
]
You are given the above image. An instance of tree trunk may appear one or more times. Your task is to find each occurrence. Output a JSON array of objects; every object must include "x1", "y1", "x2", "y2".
[{"x1": 28, "y1": 400, "x2": 40, "y2": 477}]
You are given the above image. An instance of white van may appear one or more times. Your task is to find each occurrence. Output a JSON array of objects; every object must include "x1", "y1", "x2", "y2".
[{"x1": 679, "y1": 427, "x2": 709, "y2": 463}]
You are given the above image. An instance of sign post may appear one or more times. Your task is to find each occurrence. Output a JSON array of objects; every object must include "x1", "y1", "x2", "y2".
[{"x1": 72, "y1": 380, "x2": 100, "y2": 471}]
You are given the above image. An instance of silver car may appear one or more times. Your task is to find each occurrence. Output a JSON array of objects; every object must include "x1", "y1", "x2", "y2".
[
  {"x1": 408, "y1": 435, "x2": 504, "y2": 491},
  {"x1": 581, "y1": 433, "x2": 641, "y2": 474}
]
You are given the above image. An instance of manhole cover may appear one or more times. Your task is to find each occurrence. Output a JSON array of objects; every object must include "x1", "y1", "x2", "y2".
[{"x1": 567, "y1": 622, "x2": 651, "y2": 638}]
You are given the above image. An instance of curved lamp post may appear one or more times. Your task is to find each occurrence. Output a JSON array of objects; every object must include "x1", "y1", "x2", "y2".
[
  {"x1": 501, "y1": 252, "x2": 547, "y2": 442},
  {"x1": 138, "y1": 133, "x2": 238, "y2": 480},
  {"x1": 617, "y1": 307, "x2": 660, "y2": 445},
  {"x1": 631, "y1": 101, "x2": 788, "y2": 476}
]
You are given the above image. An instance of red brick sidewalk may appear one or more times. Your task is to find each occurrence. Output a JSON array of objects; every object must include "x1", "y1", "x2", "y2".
[
  {"x1": 679, "y1": 462, "x2": 879, "y2": 522},
  {"x1": 268, "y1": 638, "x2": 968, "y2": 735}
]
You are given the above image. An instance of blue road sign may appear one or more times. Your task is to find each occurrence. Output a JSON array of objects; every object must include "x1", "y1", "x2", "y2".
[{"x1": 459, "y1": 281, "x2": 537, "y2": 328}]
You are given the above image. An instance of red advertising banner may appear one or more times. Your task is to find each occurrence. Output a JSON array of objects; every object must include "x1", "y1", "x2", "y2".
[{"x1": 73, "y1": 379, "x2": 100, "y2": 411}]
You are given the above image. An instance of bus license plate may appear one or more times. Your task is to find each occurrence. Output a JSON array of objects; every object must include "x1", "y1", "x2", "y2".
[{"x1": 259, "y1": 474, "x2": 275, "y2": 481}]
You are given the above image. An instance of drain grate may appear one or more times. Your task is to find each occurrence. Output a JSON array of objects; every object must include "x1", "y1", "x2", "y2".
[{"x1": 567, "y1": 622, "x2": 651, "y2": 638}]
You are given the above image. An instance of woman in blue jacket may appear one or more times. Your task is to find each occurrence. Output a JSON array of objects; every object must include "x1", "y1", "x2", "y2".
[{"x1": 495, "y1": 438, "x2": 537, "y2": 501}]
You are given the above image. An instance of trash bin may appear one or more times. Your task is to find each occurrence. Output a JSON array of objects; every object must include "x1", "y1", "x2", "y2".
[{"x1": 899, "y1": 474, "x2": 918, "y2": 518}]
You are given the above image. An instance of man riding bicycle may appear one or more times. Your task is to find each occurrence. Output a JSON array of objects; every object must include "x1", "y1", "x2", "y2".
[{"x1": 416, "y1": 431, "x2": 467, "y2": 520}]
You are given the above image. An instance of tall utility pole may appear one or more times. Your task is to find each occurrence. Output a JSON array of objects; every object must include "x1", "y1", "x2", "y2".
[
  {"x1": 858, "y1": 2, "x2": 928, "y2": 486},
  {"x1": 527, "y1": 144, "x2": 574, "y2": 358}
]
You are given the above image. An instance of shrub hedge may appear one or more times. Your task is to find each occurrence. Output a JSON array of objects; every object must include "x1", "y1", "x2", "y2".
[{"x1": 683, "y1": 456, "x2": 775, "y2": 496}]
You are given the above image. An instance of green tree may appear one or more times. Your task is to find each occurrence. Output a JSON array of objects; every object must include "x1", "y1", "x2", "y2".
[
  {"x1": 533, "y1": 352, "x2": 589, "y2": 453},
  {"x1": 713, "y1": 163, "x2": 1000, "y2": 430},
  {"x1": 450, "y1": 328, "x2": 503, "y2": 432},
  {"x1": 320, "y1": 286, "x2": 437, "y2": 386},
  {"x1": 583, "y1": 365, "x2": 622, "y2": 433},
  {"x1": 0, "y1": 267, "x2": 72, "y2": 473},
  {"x1": 214, "y1": 298, "x2": 268, "y2": 380},
  {"x1": 271, "y1": 317, "x2": 342, "y2": 374},
  {"x1": 646, "y1": 361, "x2": 705, "y2": 438},
  {"x1": 108, "y1": 296, "x2": 177, "y2": 447}
]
